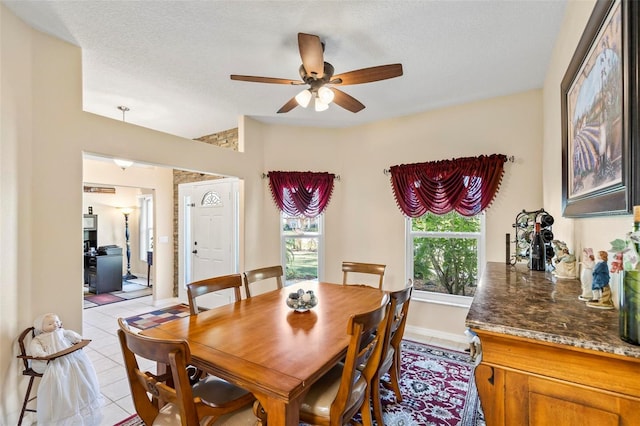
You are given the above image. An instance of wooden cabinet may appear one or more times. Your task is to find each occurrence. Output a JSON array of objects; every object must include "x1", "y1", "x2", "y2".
[
  {"x1": 466, "y1": 263, "x2": 640, "y2": 426},
  {"x1": 85, "y1": 254, "x2": 122, "y2": 294},
  {"x1": 473, "y1": 329, "x2": 640, "y2": 426}
]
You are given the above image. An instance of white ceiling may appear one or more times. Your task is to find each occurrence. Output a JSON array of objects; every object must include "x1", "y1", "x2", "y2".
[{"x1": 3, "y1": 0, "x2": 567, "y2": 140}]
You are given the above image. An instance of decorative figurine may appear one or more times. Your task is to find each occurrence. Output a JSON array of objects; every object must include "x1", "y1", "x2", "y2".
[
  {"x1": 578, "y1": 248, "x2": 595, "y2": 301},
  {"x1": 551, "y1": 240, "x2": 576, "y2": 279},
  {"x1": 29, "y1": 313, "x2": 103, "y2": 425},
  {"x1": 586, "y1": 251, "x2": 614, "y2": 310}
]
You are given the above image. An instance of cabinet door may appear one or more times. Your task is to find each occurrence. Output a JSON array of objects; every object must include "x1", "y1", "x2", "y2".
[{"x1": 529, "y1": 392, "x2": 618, "y2": 426}]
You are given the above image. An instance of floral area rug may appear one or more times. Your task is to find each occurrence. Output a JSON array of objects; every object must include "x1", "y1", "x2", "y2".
[
  {"x1": 114, "y1": 340, "x2": 484, "y2": 426},
  {"x1": 372, "y1": 340, "x2": 485, "y2": 425}
]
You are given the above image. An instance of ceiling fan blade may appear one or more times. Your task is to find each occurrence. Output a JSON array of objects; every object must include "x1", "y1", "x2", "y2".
[
  {"x1": 331, "y1": 88, "x2": 365, "y2": 113},
  {"x1": 277, "y1": 97, "x2": 299, "y2": 114},
  {"x1": 332, "y1": 64, "x2": 403, "y2": 85},
  {"x1": 230, "y1": 75, "x2": 303, "y2": 85},
  {"x1": 298, "y1": 33, "x2": 324, "y2": 78}
]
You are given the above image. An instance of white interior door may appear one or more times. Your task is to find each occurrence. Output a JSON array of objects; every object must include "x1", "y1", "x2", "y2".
[{"x1": 178, "y1": 178, "x2": 239, "y2": 308}]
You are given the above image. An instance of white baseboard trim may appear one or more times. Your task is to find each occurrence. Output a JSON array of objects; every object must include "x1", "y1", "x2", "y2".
[
  {"x1": 404, "y1": 324, "x2": 469, "y2": 345},
  {"x1": 153, "y1": 296, "x2": 181, "y2": 307}
]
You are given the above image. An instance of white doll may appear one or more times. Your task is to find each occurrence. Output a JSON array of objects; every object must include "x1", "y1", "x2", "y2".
[
  {"x1": 29, "y1": 313, "x2": 103, "y2": 425},
  {"x1": 578, "y1": 248, "x2": 595, "y2": 301}
]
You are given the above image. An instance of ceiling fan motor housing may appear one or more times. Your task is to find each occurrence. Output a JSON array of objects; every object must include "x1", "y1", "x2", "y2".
[{"x1": 299, "y1": 62, "x2": 335, "y2": 85}]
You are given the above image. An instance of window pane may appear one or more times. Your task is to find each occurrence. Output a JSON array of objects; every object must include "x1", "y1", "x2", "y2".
[
  {"x1": 412, "y1": 211, "x2": 480, "y2": 233},
  {"x1": 282, "y1": 216, "x2": 320, "y2": 234},
  {"x1": 285, "y1": 237, "x2": 318, "y2": 284},
  {"x1": 413, "y1": 236, "x2": 478, "y2": 297}
]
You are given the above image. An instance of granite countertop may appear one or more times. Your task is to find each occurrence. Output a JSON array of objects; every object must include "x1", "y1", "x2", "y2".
[{"x1": 466, "y1": 262, "x2": 640, "y2": 359}]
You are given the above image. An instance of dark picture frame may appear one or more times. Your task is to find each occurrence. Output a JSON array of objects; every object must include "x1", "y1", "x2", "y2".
[{"x1": 561, "y1": 0, "x2": 639, "y2": 218}]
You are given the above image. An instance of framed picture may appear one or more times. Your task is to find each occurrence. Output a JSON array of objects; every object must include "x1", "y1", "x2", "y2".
[{"x1": 561, "y1": 0, "x2": 639, "y2": 218}]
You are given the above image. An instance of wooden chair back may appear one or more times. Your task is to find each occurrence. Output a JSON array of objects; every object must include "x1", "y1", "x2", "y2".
[
  {"x1": 242, "y1": 265, "x2": 284, "y2": 298},
  {"x1": 326, "y1": 296, "x2": 391, "y2": 425},
  {"x1": 117, "y1": 318, "x2": 198, "y2": 426},
  {"x1": 186, "y1": 273, "x2": 243, "y2": 315},
  {"x1": 342, "y1": 261, "x2": 386, "y2": 289},
  {"x1": 118, "y1": 319, "x2": 262, "y2": 426},
  {"x1": 371, "y1": 283, "x2": 413, "y2": 424}
]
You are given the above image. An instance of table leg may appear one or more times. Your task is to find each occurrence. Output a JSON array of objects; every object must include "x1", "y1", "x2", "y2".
[{"x1": 264, "y1": 396, "x2": 300, "y2": 426}]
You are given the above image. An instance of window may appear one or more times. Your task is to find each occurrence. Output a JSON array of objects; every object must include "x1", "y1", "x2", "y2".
[
  {"x1": 407, "y1": 211, "x2": 484, "y2": 306},
  {"x1": 138, "y1": 195, "x2": 153, "y2": 260},
  {"x1": 281, "y1": 212, "x2": 323, "y2": 285}
]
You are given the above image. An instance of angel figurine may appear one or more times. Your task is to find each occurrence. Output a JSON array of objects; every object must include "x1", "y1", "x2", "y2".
[
  {"x1": 29, "y1": 313, "x2": 103, "y2": 425},
  {"x1": 578, "y1": 248, "x2": 595, "y2": 301},
  {"x1": 552, "y1": 240, "x2": 576, "y2": 279}
]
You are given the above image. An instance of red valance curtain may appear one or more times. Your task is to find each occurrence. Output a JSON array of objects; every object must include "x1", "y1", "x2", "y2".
[
  {"x1": 389, "y1": 154, "x2": 507, "y2": 217},
  {"x1": 268, "y1": 171, "x2": 335, "y2": 218}
]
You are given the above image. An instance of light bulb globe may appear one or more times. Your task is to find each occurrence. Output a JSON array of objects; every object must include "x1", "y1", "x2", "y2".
[
  {"x1": 314, "y1": 97, "x2": 329, "y2": 112},
  {"x1": 318, "y1": 87, "x2": 335, "y2": 104},
  {"x1": 295, "y1": 89, "x2": 312, "y2": 108}
]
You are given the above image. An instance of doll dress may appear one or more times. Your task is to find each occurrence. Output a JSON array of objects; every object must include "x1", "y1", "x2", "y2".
[{"x1": 30, "y1": 328, "x2": 103, "y2": 425}]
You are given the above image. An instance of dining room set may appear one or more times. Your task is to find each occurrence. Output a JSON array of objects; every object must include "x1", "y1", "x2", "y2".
[{"x1": 117, "y1": 260, "x2": 413, "y2": 426}]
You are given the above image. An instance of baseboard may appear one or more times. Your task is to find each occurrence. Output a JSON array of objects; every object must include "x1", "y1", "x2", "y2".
[
  {"x1": 404, "y1": 324, "x2": 469, "y2": 345},
  {"x1": 152, "y1": 296, "x2": 180, "y2": 307}
]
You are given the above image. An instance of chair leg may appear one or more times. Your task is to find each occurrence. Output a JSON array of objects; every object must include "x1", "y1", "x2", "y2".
[
  {"x1": 253, "y1": 400, "x2": 267, "y2": 426},
  {"x1": 371, "y1": 373, "x2": 384, "y2": 426},
  {"x1": 388, "y1": 357, "x2": 403, "y2": 403},
  {"x1": 18, "y1": 376, "x2": 36, "y2": 426},
  {"x1": 360, "y1": 387, "x2": 375, "y2": 426}
]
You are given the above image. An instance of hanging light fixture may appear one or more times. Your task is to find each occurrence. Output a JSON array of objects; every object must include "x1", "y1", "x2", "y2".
[
  {"x1": 114, "y1": 159, "x2": 134, "y2": 169},
  {"x1": 314, "y1": 97, "x2": 329, "y2": 112},
  {"x1": 317, "y1": 87, "x2": 335, "y2": 104},
  {"x1": 114, "y1": 106, "x2": 134, "y2": 170},
  {"x1": 295, "y1": 89, "x2": 312, "y2": 108}
]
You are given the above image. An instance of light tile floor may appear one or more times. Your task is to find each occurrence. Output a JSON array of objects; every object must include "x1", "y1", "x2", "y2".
[
  {"x1": 76, "y1": 295, "x2": 468, "y2": 426},
  {"x1": 83, "y1": 294, "x2": 178, "y2": 426}
]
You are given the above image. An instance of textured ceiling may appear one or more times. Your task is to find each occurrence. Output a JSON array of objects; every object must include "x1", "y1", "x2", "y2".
[{"x1": 3, "y1": 0, "x2": 567, "y2": 139}]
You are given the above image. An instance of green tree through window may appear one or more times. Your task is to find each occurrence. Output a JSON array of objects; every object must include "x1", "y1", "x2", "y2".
[{"x1": 409, "y1": 211, "x2": 482, "y2": 298}]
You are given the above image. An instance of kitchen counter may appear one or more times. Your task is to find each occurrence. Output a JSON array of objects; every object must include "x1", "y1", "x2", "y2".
[
  {"x1": 466, "y1": 261, "x2": 640, "y2": 358},
  {"x1": 466, "y1": 262, "x2": 640, "y2": 425}
]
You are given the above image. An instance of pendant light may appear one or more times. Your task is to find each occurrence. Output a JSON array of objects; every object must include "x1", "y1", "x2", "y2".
[{"x1": 114, "y1": 106, "x2": 134, "y2": 170}]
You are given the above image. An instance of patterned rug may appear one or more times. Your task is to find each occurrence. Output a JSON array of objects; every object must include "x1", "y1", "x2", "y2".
[
  {"x1": 83, "y1": 293, "x2": 125, "y2": 306},
  {"x1": 123, "y1": 304, "x2": 191, "y2": 330},
  {"x1": 84, "y1": 281, "x2": 152, "y2": 309},
  {"x1": 114, "y1": 340, "x2": 485, "y2": 425}
]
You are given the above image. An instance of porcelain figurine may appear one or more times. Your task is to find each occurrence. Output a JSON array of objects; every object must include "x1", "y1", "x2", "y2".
[
  {"x1": 578, "y1": 248, "x2": 595, "y2": 301},
  {"x1": 586, "y1": 251, "x2": 614, "y2": 310},
  {"x1": 552, "y1": 240, "x2": 576, "y2": 279}
]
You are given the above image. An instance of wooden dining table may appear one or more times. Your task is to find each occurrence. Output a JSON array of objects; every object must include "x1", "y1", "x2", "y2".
[{"x1": 143, "y1": 281, "x2": 386, "y2": 426}]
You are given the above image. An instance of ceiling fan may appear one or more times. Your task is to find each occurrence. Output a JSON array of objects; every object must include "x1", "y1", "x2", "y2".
[{"x1": 230, "y1": 33, "x2": 403, "y2": 114}]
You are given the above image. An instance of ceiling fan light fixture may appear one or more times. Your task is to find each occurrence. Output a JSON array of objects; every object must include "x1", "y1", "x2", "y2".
[
  {"x1": 295, "y1": 89, "x2": 312, "y2": 108},
  {"x1": 314, "y1": 97, "x2": 329, "y2": 112},
  {"x1": 317, "y1": 86, "x2": 335, "y2": 104}
]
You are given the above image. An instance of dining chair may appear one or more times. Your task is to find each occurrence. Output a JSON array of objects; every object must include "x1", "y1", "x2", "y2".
[
  {"x1": 186, "y1": 273, "x2": 243, "y2": 315},
  {"x1": 342, "y1": 261, "x2": 386, "y2": 289},
  {"x1": 371, "y1": 283, "x2": 413, "y2": 425},
  {"x1": 298, "y1": 295, "x2": 391, "y2": 426},
  {"x1": 117, "y1": 318, "x2": 262, "y2": 426},
  {"x1": 242, "y1": 265, "x2": 283, "y2": 298}
]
